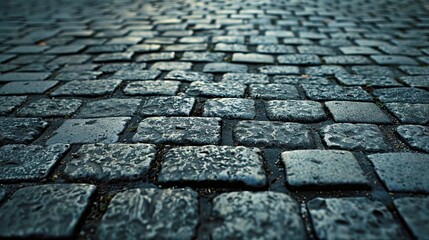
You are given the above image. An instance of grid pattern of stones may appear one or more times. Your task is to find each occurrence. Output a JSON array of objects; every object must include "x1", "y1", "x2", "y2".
[{"x1": 0, "y1": 0, "x2": 429, "y2": 239}]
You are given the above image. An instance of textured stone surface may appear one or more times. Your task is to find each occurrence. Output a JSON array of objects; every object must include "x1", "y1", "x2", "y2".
[
  {"x1": 273, "y1": 75, "x2": 332, "y2": 85},
  {"x1": 394, "y1": 197, "x2": 429, "y2": 239},
  {"x1": 110, "y1": 70, "x2": 161, "y2": 80},
  {"x1": 399, "y1": 76, "x2": 429, "y2": 87},
  {"x1": 140, "y1": 96, "x2": 195, "y2": 116},
  {"x1": 77, "y1": 99, "x2": 141, "y2": 118},
  {"x1": 369, "y1": 153, "x2": 429, "y2": 192},
  {"x1": 222, "y1": 73, "x2": 269, "y2": 84},
  {"x1": 0, "y1": 118, "x2": 48, "y2": 144},
  {"x1": 164, "y1": 70, "x2": 213, "y2": 82},
  {"x1": 46, "y1": 117, "x2": 129, "y2": 144},
  {"x1": 320, "y1": 123, "x2": 389, "y2": 152},
  {"x1": 97, "y1": 188, "x2": 198, "y2": 240},
  {"x1": 326, "y1": 101, "x2": 391, "y2": 124},
  {"x1": 0, "y1": 96, "x2": 27, "y2": 115},
  {"x1": 302, "y1": 84, "x2": 372, "y2": 101},
  {"x1": 17, "y1": 98, "x2": 82, "y2": 117},
  {"x1": 211, "y1": 191, "x2": 305, "y2": 239},
  {"x1": 248, "y1": 84, "x2": 301, "y2": 100},
  {"x1": 123, "y1": 80, "x2": 180, "y2": 96},
  {"x1": 51, "y1": 80, "x2": 122, "y2": 97},
  {"x1": 385, "y1": 103, "x2": 429, "y2": 124},
  {"x1": 186, "y1": 81, "x2": 245, "y2": 98},
  {"x1": 278, "y1": 54, "x2": 321, "y2": 65},
  {"x1": 203, "y1": 98, "x2": 255, "y2": 119},
  {"x1": 232, "y1": 53, "x2": 275, "y2": 64},
  {"x1": 133, "y1": 117, "x2": 221, "y2": 145},
  {"x1": 0, "y1": 81, "x2": 58, "y2": 95},
  {"x1": 397, "y1": 125, "x2": 429, "y2": 152},
  {"x1": 234, "y1": 121, "x2": 314, "y2": 148},
  {"x1": 258, "y1": 65, "x2": 300, "y2": 75},
  {"x1": 158, "y1": 146, "x2": 266, "y2": 187},
  {"x1": 150, "y1": 61, "x2": 192, "y2": 71},
  {"x1": 282, "y1": 150, "x2": 368, "y2": 188},
  {"x1": 265, "y1": 100, "x2": 326, "y2": 122},
  {"x1": 372, "y1": 88, "x2": 429, "y2": 104},
  {"x1": 0, "y1": 72, "x2": 51, "y2": 81},
  {"x1": 335, "y1": 74, "x2": 400, "y2": 87},
  {"x1": 0, "y1": 184, "x2": 95, "y2": 238},
  {"x1": 308, "y1": 197, "x2": 404, "y2": 240},
  {"x1": 305, "y1": 65, "x2": 347, "y2": 76},
  {"x1": 0, "y1": 144, "x2": 69, "y2": 181},
  {"x1": 64, "y1": 144, "x2": 156, "y2": 181},
  {"x1": 203, "y1": 63, "x2": 248, "y2": 73}
]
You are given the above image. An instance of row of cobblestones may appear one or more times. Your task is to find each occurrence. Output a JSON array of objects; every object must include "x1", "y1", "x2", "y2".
[{"x1": 0, "y1": 0, "x2": 428, "y2": 239}]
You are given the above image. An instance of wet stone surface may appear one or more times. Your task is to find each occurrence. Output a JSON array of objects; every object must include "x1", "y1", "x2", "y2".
[
  {"x1": 63, "y1": 144, "x2": 156, "y2": 181},
  {"x1": 0, "y1": 184, "x2": 95, "y2": 238},
  {"x1": 302, "y1": 84, "x2": 372, "y2": 101},
  {"x1": 123, "y1": 80, "x2": 180, "y2": 96},
  {"x1": 372, "y1": 87, "x2": 429, "y2": 104},
  {"x1": 164, "y1": 70, "x2": 213, "y2": 82},
  {"x1": 265, "y1": 100, "x2": 326, "y2": 122},
  {"x1": 17, "y1": 98, "x2": 83, "y2": 117},
  {"x1": 399, "y1": 76, "x2": 429, "y2": 87},
  {"x1": 394, "y1": 197, "x2": 429, "y2": 239},
  {"x1": 369, "y1": 153, "x2": 429, "y2": 193},
  {"x1": 51, "y1": 80, "x2": 122, "y2": 97},
  {"x1": 211, "y1": 191, "x2": 305, "y2": 239},
  {"x1": 140, "y1": 96, "x2": 195, "y2": 116},
  {"x1": 110, "y1": 70, "x2": 161, "y2": 80},
  {"x1": 272, "y1": 75, "x2": 332, "y2": 85},
  {"x1": 77, "y1": 99, "x2": 141, "y2": 118},
  {"x1": 158, "y1": 145, "x2": 266, "y2": 187},
  {"x1": 203, "y1": 62, "x2": 248, "y2": 73},
  {"x1": 203, "y1": 98, "x2": 255, "y2": 120},
  {"x1": 0, "y1": 81, "x2": 58, "y2": 95},
  {"x1": 186, "y1": 81, "x2": 245, "y2": 98},
  {"x1": 325, "y1": 101, "x2": 391, "y2": 124},
  {"x1": 396, "y1": 125, "x2": 429, "y2": 152},
  {"x1": 248, "y1": 84, "x2": 301, "y2": 100},
  {"x1": 0, "y1": 118, "x2": 48, "y2": 144},
  {"x1": 97, "y1": 188, "x2": 198, "y2": 240},
  {"x1": 222, "y1": 73, "x2": 269, "y2": 84},
  {"x1": 132, "y1": 117, "x2": 221, "y2": 145},
  {"x1": 385, "y1": 103, "x2": 429, "y2": 124},
  {"x1": 335, "y1": 74, "x2": 401, "y2": 87},
  {"x1": 308, "y1": 197, "x2": 404, "y2": 240},
  {"x1": 0, "y1": 144, "x2": 69, "y2": 181},
  {"x1": 0, "y1": 96, "x2": 27, "y2": 115}
]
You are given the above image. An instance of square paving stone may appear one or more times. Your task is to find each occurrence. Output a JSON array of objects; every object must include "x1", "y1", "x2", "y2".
[
  {"x1": 0, "y1": 72, "x2": 51, "y2": 81},
  {"x1": 371, "y1": 55, "x2": 418, "y2": 65},
  {"x1": 77, "y1": 99, "x2": 141, "y2": 118},
  {"x1": 17, "y1": 98, "x2": 82, "y2": 117},
  {"x1": 0, "y1": 184, "x2": 95, "y2": 239},
  {"x1": 186, "y1": 81, "x2": 246, "y2": 98},
  {"x1": 99, "y1": 63, "x2": 146, "y2": 72},
  {"x1": 249, "y1": 84, "x2": 301, "y2": 100},
  {"x1": 231, "y1": 53, "x2": 275, "y2": 64},
  {"x1": 123, "y1": 80, "x2": 180, "y2": 96},
  {"x1": 97, "y1": 188, "x2": 198, "y2": 240},
  {"x1": 326, "y1": 101, "x2": 391, "y2": 124},
  {"x1": 282, "y1": 150, "x2": 369, "y2": 188},
  {"x1": 203, "y1": 98, "x2": 255, "y2": 120},
  {"x1": 132, "y1": 117, "x2": 221, "y2": 145},
  {"x1": 93, "y1": 52, "x2": 134, "y2": 62},
  {"x1": 394, "y1": 197, "x2": 429, "y2": 239},
  {"x1": 140, "y1": 96, "x2": 195, "y2": 116},
  {"x1": 265, "y1": 100, "x2": 327, "y2": 122},
  {"x1": 51, "y1": 80, "x2": 121, "y2": 97},
  {"x1": 233, "y1": 121, "x2": 314, "y2": 149},
  {"x1": 46, "y1": 117, "x2": 130, "y2": 144},
  {"x1": 222, "y1": 73, "x2": 269, "y2": 84},
  {"x1": 164, "y1": 70, "x2": 213, "y2": 82},
  {"x1": 211, "y1": 191, "x2": 305, "y2": 239},
  {"x1": 305, "y1": 65, "x2": 348, "y2": 76},
  {"x1": 203, "y1": 63, "x2": 248, "y2": 73},
  {"x1": 214, "y1": 43, "x2": 249, "y2": 52},
  {"x1": 110, "y1": 70, "x2": 161, "y2": 80},
  {"x1": 258, "y1": 65, "x2": 300, "y2": 75},
  {"x1": 302, "y1": 84, "x2": 372, "y2": 101},
  {"x1": 397, "y1": 125, "x2": 429, "y2": 152},
  {"x1": 323, "y1": 56, "x2": 372, "y2": 65},
  {"x1": 256, "y1": 45, "x2": 296, "y2": 54},
  {"x1": 54, "y1": 71, "x2": 102, "y2": 81},
  {"x1": 335, "y1": 74, "x2": 401, "y2": 87},
  {"x1": 369, "y1": 153, "x2": 429, "y2": 192},
  {"x1": 320, "y1": 123, "x2": 389, "y2": 152},
  {"x1": 6, "y1": 46, "x2": 50, "y2": 53},
  {"x1": 63, "y1": 144, "x2": 156, "y2": 181},
  {"x1": 399, "y1": 76, "x2": 429, "y2": 87},
  {"x1": 272, "y1": 75, "x2": 332, "y2": 85},
  {"x1": 49, "y1": 55, "x2": 91, "y2": 65},
  {"x1": 86, "y1": 44, "x2": 128, "y2": 53},
  {"x1": 372, "y1": 87, "x2": 429, "y2": 104},
  {"x1": 277, "y1": 54, "x2": 321, "y2": 65},
  {"x1": 340, "y1": 46, "x2": 381, "y2": 55},
  {"x1": 181, "y1": 52, "x2": 225, "y2": 62},
  {"x1": 150, "y1": 62, "x2": 192, "y2": 71},
  {"x1": 385, "y1": 103, "x2": 429, "y2": 124},
  {"x1": 0, "y1": 118, "x2": 48, "y2": 144},
  {"x1": 307, "y1": 197, "x2": 404, "y2": 240},
  {"x1": 0, "y1": 144, "x2": 69, "y2": 181},
  {"x1": 158, "y1": 146, "x2": 266, "y2": 187},
  {"x1": 351, "y1": 65, "x2": 395, "y2": 76},
  {"x1": 0, "y1": 96, "x2": 27, "y2": 115},
  {"x1": 136, "y1": 52, "x2": 175, "y2": 62},
  {"x1": 0, "y1": 81, "x2": 58, "y2": 95},
  {"x1": 46, "y1": 45, "x2": 86, "y2": 54},
  {"x1": 399, "y1": 66, "x2": 429, "y2": 75}
]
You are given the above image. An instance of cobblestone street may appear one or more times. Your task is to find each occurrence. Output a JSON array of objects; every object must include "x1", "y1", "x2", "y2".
[{"x1": 1, "y1": 0, "x2": 429, "y2": 239}]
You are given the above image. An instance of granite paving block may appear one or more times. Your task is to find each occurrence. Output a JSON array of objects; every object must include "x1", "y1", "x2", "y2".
[
  {"x1": 326, "y1": 101, "x2": 390, "y2": 124},
  {"x1": 397, "y1": 125, "x2": 429, "y2": 152},
  {"x1": 258, "y1": 65, "x2": 300, "y2": 75},
  {"x1": 211, "y1": 191, "x2": 305, "y2": 239},
  {"x1": 282, "y1": 150, "x2": 368, "y2": 188},
  {"x1": 46, "y1": 117, "x2": 130, "y2": 144},
  {"x1": 305, "y1": 65, "x2": 348, "y2": 76},
  {"x1": 351, "y1": 65, "x2": 395, "y2": 76},
  {"x1": 140, "y1": 96, "x2": 195, "y2": 116},
  {"x1": 302, "y1": 84, "x2": 372, "y2": 101},
  {"x1": 222, "y1": 73, "x2": 269, "y2": 84},
  {"x1": 181, "y1": 52, "x2": 225, "y2": 62},
  {"x1": 256, "y1": 45, "x2": 296, "y2": 54},
  {"x1": 249, "y1": 84, "x2": 301, "y2": 100},
  {"x1": 385, "y1": 103, "x2": 429, "y2": 124},
  {"x1": 46, "y1": 45, "x2": 85, "y2": 54},
  {"x1": 123, "y1": 80, "x2": 180, "y2": 96},
  {"x1": 51, "y1": 80, "x2": 121, "y2": 97},
  {"x1": 277, "y1": 54, "x2": 321, "y2": 65},
  {"x1": 233, "y1": 121, "x2": 314, "y2": 148},
  {"x1": 320, "y1": 123, "x2": 389, "y2": 152},
  {"x1": 93, "y1": 52, "x2": 134, "y2": 62},
  {"x1": 99, "y1": 63, "x2": 146, "y2": 72},
  {"x1": 298, "y1": 45, "x2": 336, "y2": 55},
  {"x1": 399, "y1": 66, "x2": 429, "y2": 75},
  {"x1": 0, "y1": 81, "x2": 58, "y2": 95},
  {"x1": 0, "y1": 118, "x2": 48, "y2": 144},
  {"x1": 132, "y1": 117, "x2": 221, "y2": 145},
  {"x1": 136, "y1": 52, "x2": 175, "y2": 62},
  {"x1": 64, "y1": 144, "x2": 156, "y2": 181},
  {"x1": 150, "y1": 61, "x2": 192, "y2": 71},
  {"x1": 0, "y1": 144, "x2": 69, "y2": 181},
  {"x1": 7, "y1": 46, "x2": 50, "y2": 53},
  {"x1": 335, "y1": 74, "x2": 401, "y2": 86},
  {"x1": 203, "y1": 62, "x2": 248, "y2": 73},
  {"x1": 0, "y1": 72, "x2": 51, "y2": 81},
  {"x1": 394, "y1": 197, "x2": 429, "y2": 239},
  {"x1": 49, "y1": 54, "x2": 91, "y2": 65},
  {"x1": 265, "y1": 100, "x2": 326, "y2": 122},
  {"x1": 372, "y1": 87, "x2": 429, "y2": 103},
  {"x1": 232, "y1": 53, "x2": 275, "y2": 64},
  {"x1": 369, "y1": 153, "x2": 429, "y2": 192},
  {"x1": 164, "y1": 70, "x2": 213, "y2": 82},
  {"x1": 97, "y1": 188, "x2": 198, "y2": 240},
  {"x1": 371, "y1": 55, "x2": 418, "y2": 65},
  {"x1": 308, "y1": 197, "x2": 404, "y2": 240},
  {"x1": 158, "y1": 146, "x2": 266, "y2": 187},
  {"x1": 77, "y1": 98, "x2": 141, "y2": 118},
  {"x1": 214, "y1": 43, "x2": 249, "y2": 52},
  {"x1": 0, "y1": 184, "x2": 95, "y2": 238},
  {"x1": 0, "y1": 96, "x2": 27, "y2": 115},
  {"x1": 323, "y1": 56, "x2": 372, "y2": 65},
  {"x1": 340, "y1": 46, "x2": 381, "y2": 55},
  {"x1": 399, "y1": 76, "x2": 429, "y2": 87},
  {"x1": 110, "y1": 70, "x2": 161, "y2": 80},
  {"x1": 186, "y1": 81, "x2": 246, "y2": 98},
  {"x1": 203, "y1": 98, "x2": 255, "y2": 119},
  {"x1": 273, "y1": 75, "x2": 332, "y2": 85},
  {"x1": 17, "y1": 98, "x2": 82, "y2": 117}
]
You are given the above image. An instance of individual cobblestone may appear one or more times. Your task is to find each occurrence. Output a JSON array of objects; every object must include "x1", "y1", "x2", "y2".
[
  {"x1": 203, "y1": 62, "x2": 248, "y2": 73},
  {"x1": 277, "y1": 54, "x2": 321, "y2": 65},
  {"x1": 385, "y1": 103, "x2": 429, "y2": 124},
  {"x1": 136, "y1": 52, "x2": 175, "y2": 62},
  {"x1": 77, "y1": 99, "x2": 141, "y2": 118},
  {"x1": 186, "y1": 81, "x2": 245, "y2": 98},
  {"x1": 123, "y1": 80, "x2": 180, "y2": 96},
  {"x1": 394, "y1": 197, "x2": 429, "y2": 239},
  {"x1": 266, "y1": 100, "x2": 326, "y2": 122},
  {"x1": 351, "y1": 65, "x2": 395, "y2": 76},
  {"x1": 302, "y1": 84, "x2": 372, "y2": 101},
  {"x1": 0, "y1": 118, "x2": 48, "y2": 144},
  {"x1": 181, "y1": 52, "x2": 225, "y2": 62},
  {"x1": 54, "y1": 71, "x2": 102, "y2": 81},
  {"x1": 232, "y1": 53, "x2": 275, "y2": 64},
  {"x1": 396, "y1": 125, "x2": 429, "y2": 152},
  {"x1": 0, "y1": 96, "x2": 27, "y2": 115},
  {"x1": 335, "y1": 74, "x2": 401, "y2": 86},
  {"x1": 256, "y1": 45, "x2": 296, "y2": 54},
  {"x1": 399, "y1": 66, "x2": 429, "y2": 75},
  {"x1": 305, "y1": 65, "x2": 347, "y2": 76},
  {"x1": 140, "y1": 96, "x2": 195, "y2": 116},
  {"x1": 249, "y1": 84, "x2": 300, "y2": 100},
  {"x1": 399, "y1": 76, "x2": 429, "y2": 87},
  {"x1": 110, "y1": 70, "x2": 161, "y2": 80},
  {"x1": 258, "y1": 65, "x2": 300, "y2": 75},
  {"x1": 203, "y1": 98, "x2": 255, "y2": 120},
  {"x1": 222, "y1": 73, "x2": 269, "y2": 84},
  {"x1": 51, "y1": 80, "x2": 121, "y2": 97},
  {"x1": 0, "y1": 72, "x2": 51, "y2": 81},
  {"x1": 326, "y1": 101, "x2": 391, "y2": 124},
  {"x1": 150, "y1": 61, "x2": 193, "y2": 71},
  {"x1": 273, "y1": 75, "x2": 332, "y2": 85},
  {"x1": 372, "y1": 87, "x2": 429, "y2": 104},
  {"x1": 164, "y1": 70, "x2": 213, "y2": 82},
  {"x1": 17, "y1": 98, "x2": 82, "y2": 117},
  {"x1": 0, "y1": 81, "x2": 58, "y2": 95}
]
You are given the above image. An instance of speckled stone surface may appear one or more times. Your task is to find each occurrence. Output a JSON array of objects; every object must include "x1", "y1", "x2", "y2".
[
  {"x1": 211, "y1": 191, "x2": 305, "y2": 239},
  {"x1": 0, "y1": 96, "x2": 27, "y2": 115},
  {"x1": 97, "y1": 188, "x2": 198, "y2": 240},
  {"x1": 0, "y1": 118, "x2": 48, "y2": 144},
  {"x1": 77, "y1": 98, "x2": 141, "y2": 118},
  {"x1": 265, "y1": 100, "x2": 327, "y2": 122},
  {"x1": 308, "y1": 197, "x2": 404, "y2": 240},
  {"x1": 46, "y1": 117, "x2": 130, "y2": 144},
  {"x1": 110, "y1": 70, "x2": 161, "y2": 80},
  {"x1": 335, "y1": 74, "x2": 401, "y2": 87},
  {"x1": 17, "y1": 98, "x2": 83, "y2": 117},
  {"x1": 0, "y1": 144, "x2": 69, "y2": 181},
  {"x1": 325, "y1": 101, "x2": 391, "y2": 124},
  {"x1": 140, "y1": 96, "x2": 195, "y2": 116},
  {"x1": 133, "y1": 117, "x2": 221, "y2": 145},
  {"x1": 186, "y1": 81, "x2": 245, "y2": 98},
  {"x1": 248, "y1": 84, "x2": 301, "y2": 100},
  {"x1": 385, "y1": 103, "x2": 429, "y2": 124},
  {"x1": 158, "y1": 145, "x2": 266, "y2": 187},
  {"x1": 222, "y1": 73, "x2": 269, "y2": 84},
  {"x1": 372, "y1": 87, "x2": 429, "y2": 104},
  {"x1": 203, "y1": 98, "x2": 255, "y2": 119},
  {"x1": 320, "y1": 123, "x2": 389, "y2": 152},
  {"x1": 164, "y1": 70, "x2": 213, "y2": 82},
  {"x1": 51, "y1": 80, "x2": 122, "y2": 96},
  {"x1": 396, "y1": 125, "x2": 429, "y2": 152},
  {"x1": 123, "y1": 80, "x2": 180, "y2": 96},
  {"x1": 0, "y1": 184, "x2": 96, "y2": 238},
  {"x1": 63, "y1": 144, "x2": 156, "y2": 181},
  {"x1": 302, "y1": 84, "x2": 372, "y2": 101},
  {"x1": 394, "y1": 197, "x2": 429, "y2": 240},
  {"x1": 0, "y1": 81, "x2": 58, "y2": 95},
  {"x1": 368, "y1": 153, "x2": 429, "y2": 193},
  {"x1": 233, "y1": 121, "x2": 314, "y2": 148},
  {"x1": 282, "y1": 150, "x2": 368, "y2": 188}
]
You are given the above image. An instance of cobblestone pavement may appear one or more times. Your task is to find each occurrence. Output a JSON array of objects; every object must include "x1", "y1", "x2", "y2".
[{"x1": 0, "y1": 0, "x2": 429, "y2": 239}]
